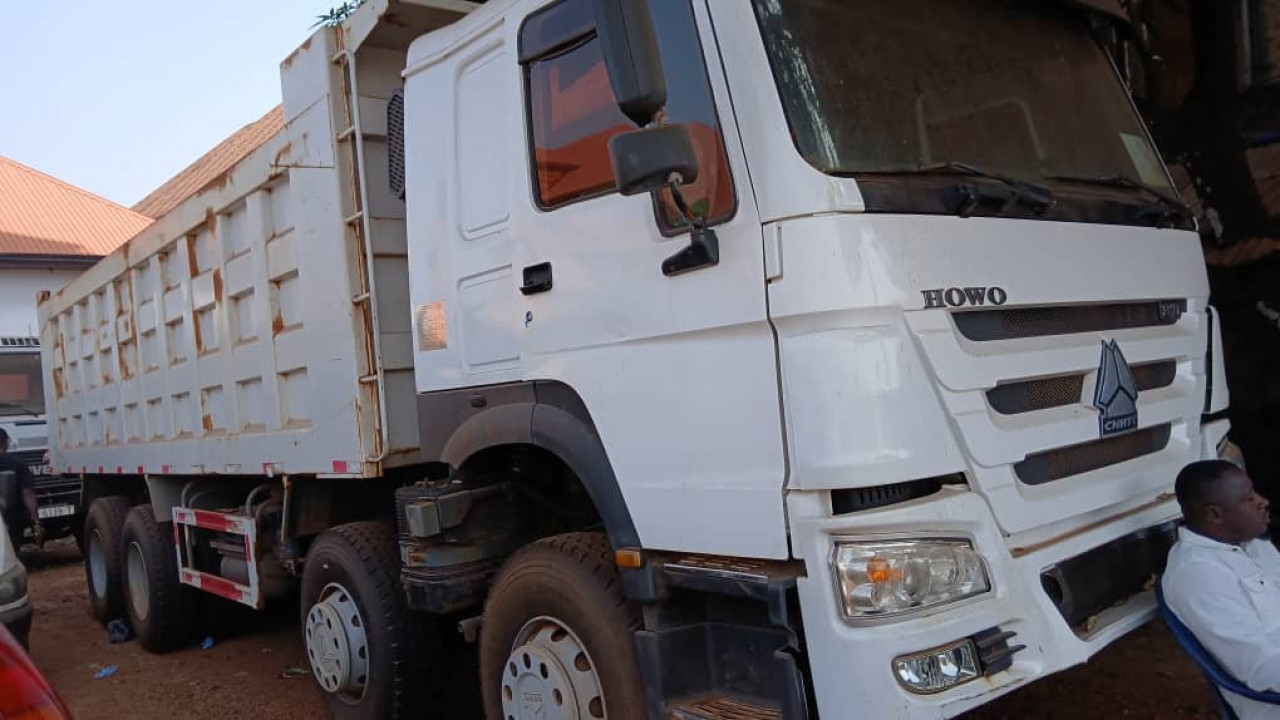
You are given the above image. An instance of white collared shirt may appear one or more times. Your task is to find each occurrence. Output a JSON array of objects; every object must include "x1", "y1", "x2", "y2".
[{"x1": 1163, "y1": 527, "x2": 1280, "y2": 720}]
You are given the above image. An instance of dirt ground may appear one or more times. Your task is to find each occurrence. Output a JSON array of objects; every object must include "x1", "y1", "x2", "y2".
[{"x1": 19, "y1": 540, "x2": 1220, "y2": 720}]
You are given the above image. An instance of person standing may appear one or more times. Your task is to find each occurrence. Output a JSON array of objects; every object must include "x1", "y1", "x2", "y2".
[{"x1": 0, "y1": 429, "x2": 42, "y2": 549}]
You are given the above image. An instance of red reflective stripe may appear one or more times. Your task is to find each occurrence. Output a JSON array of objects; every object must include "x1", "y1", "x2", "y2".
[
  {"x1": 172, "y1": 523, "x2": 180, "y2": 545},
  {"x1": 191, "y1": 510, "x2": 232, "y2": 532},
  {"x1": 194, "y1": 573, "x2": 243, "y2": 602},
  {"x1": 332, "y1": 460, "x2": 348, "y2": 473},
  {"x1": 162, "y1": 465, "x2": 171, "y2": 474},
  {"x1": 116, "y1": 467, "x2": 122, "y2": 475},
  {"x1": 137, "y1": 466, "x2": 145, "y2": 474}
]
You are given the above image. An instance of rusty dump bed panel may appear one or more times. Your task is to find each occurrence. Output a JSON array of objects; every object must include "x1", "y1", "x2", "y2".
[{"x1": 35, "y1": 2, "x2": 474, "y2": 479}]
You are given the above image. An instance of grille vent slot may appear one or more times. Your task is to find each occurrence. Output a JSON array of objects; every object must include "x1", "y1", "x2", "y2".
[
  {"x1": 989, "y1": 360, "x2": 1177, "y2": 415},
  {"x1": 954, "y1": 300, "x2": 1186, "y2": 341},
  {"x1": 1014, "y1": 423, "x2": 1172, "y2": 485}
]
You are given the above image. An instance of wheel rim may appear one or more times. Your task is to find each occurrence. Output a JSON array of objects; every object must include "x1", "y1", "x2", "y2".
[
  {"x1": 502, "y1": 617, "x2": 606, "y2": 720},
  {"x1": 125, "y1": 541, "x2": 150, "y2": 621},
  {"x1": 304, "y1": 582, "x2": 369, "y2": 703},
  {"x1": 88, "y1": 529, "x2": 107, "y2": 598}
]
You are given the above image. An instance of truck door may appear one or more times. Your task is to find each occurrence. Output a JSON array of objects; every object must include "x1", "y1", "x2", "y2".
[{"x1": 509, "y1": 0, "x2": 788, "y2": 558}]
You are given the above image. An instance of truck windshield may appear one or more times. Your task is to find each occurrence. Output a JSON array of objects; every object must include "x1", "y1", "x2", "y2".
[
  {"x1": 751, "y1": 0, "x2": 1180, "y2": 223},
  {"x1": 0, "y1": 353, "x2": 45, "y2": 417}
]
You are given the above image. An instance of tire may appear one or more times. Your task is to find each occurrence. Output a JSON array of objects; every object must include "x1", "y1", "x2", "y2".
[
  {"x1": 83, "y1": 496, "x2": 131, "y2": 623},
  {"x1": 480, "y1": 532, "x2": 646, "y2": 720},
  {"x1": 300, "y1": 522, "x2": 432, "y2": 720},
  {"x1": 121, "y1": 504, "x2": 193, "y2": 652}
]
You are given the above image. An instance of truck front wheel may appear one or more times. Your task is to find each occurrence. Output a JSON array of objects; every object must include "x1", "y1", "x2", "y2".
[
  {"x1": 300, "y1": 522, "x2": 430, "y2": 720},
  {"x1": 120, "y1": 504, "x2": 193, "y2": 652},
  {"x1": 480, "y1": 532, "x2": 647, "y2": 720},
  {"x1": 83, "y1": 496, "x2": 131, "y2": 623}
]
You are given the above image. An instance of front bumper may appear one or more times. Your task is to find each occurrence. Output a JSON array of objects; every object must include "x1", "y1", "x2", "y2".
[
  {"x1": 0, "y1": 595, "x2": 33, "y2": 649},
  {"x1": 788, "y1": 486, "x2": 1181, "y2": 719}
]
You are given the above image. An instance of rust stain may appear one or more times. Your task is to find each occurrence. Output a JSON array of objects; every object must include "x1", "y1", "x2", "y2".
[
  {"x1": 272, "y1": 311, "x2": 286, "y2": 338},
  {"x1": 272, "y1": 142, "x2": 294, "y2": 167},
  {"x1": 1010, "y1": 493, "x2": 1177, "y2": 558},
  {"x1": 202, "y1": 413, "x2": 214, "y2": 433},
  {"x1": 193, "y1": 311, "x2": 204, "y2": 352},
  {"x1": 198, "y1": 167, "x2": 235, "y2": 195},
  {"x1": 281, "y1": 37, "x2": 312, "y2": 69},
  {"x1": 52, "y1": 368, "x2": 65, "y2": 400},
  {"x1": 36, "y1": 290, "x2": 51, "y2": 303},
  {"x1": 186, "y1": 234, "x2": 200, "y2": 279},
  {"x1": 212, "y1": 269, "x2": 224, "y2": 303}
]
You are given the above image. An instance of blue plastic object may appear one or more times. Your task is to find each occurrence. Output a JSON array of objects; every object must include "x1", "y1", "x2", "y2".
[
  {"x1": 1156, "y1": 580, "x2": 1280, "y2": 720},
  {"x1": 93, "y1": 665, "x2": 118, "y2": 679},
  {"x1": 201, "y1": 636, "x2": 215, "y2": 650},
  {"x1": 106, "y1": 619, "x2": 133, "y2": 644}
]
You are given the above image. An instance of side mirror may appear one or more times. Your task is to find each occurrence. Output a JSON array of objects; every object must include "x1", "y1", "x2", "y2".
[
  {"x1": 607, "y1": 125, "x2": 698, "y2": 196},
  {"x1": 592, "y1": 0, "x2": 667, "y2": 127}
]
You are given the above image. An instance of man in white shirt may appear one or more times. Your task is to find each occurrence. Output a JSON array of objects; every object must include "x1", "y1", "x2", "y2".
[{"x1": 1163, "y1": 459, "x2": 1279, "y2": 720}]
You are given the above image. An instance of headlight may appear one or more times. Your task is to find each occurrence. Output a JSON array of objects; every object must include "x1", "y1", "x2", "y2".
[
  {"x1": 0, "y1": 564, "x2": 27, "y2": 605},
  {"x1": 832, "y1": 538, "x2": 990, "y2": 620},
  {"x1": 1217, "y1": 436, "x2": 1247, "y2": 471}
]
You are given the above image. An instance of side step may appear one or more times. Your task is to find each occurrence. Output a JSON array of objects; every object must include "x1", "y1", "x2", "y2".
[
  {"x1": 171, "y1": 507, "x2": 262, "y2": 609},
  {"x1": 671, "y1": 696, "x2": 782, "y2": 720}
]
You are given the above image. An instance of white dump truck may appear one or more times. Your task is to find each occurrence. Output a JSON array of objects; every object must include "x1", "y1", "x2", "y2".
[{"x1": 38, "y1": 0, "x2": 1235, "y2": 717}]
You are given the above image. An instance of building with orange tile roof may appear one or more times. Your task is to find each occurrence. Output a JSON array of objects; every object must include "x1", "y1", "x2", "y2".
[{"x1": 0, "y1": 156, "x2": 152, "y2": 336}]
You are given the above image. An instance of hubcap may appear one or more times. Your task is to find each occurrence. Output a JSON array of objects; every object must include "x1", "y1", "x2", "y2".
[
  {"x1": 305, "y1": 582, "x2": 369, "y2": 702},
  {"x1": 502, "y1": 617, "x2": 606, "y2": 720},
  {"x1": 125, "y1": 541, "x2": 150, "y2": 620},
  {"x1": 88, "y1": 529, "x2": 107, "y2": 598}
]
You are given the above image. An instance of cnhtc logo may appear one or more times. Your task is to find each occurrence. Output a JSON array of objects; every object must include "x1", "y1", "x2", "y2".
[{"x1": 1093, "y1": 339, "x2": 1139, "y2": 437}]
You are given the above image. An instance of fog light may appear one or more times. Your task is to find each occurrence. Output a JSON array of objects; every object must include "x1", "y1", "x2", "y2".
[{"x1": 893, "y1": 639, "x2": 981, "y2": 694}]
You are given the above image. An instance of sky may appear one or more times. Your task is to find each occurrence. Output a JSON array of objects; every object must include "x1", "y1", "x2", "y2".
[{"x1": 1, "y1": 0, "x2": 341, "y2": 209}]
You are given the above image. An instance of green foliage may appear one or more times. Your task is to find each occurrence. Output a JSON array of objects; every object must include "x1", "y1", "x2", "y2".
[{"x1": 314, "y1": 0, "x2": 365, "y2": 28}]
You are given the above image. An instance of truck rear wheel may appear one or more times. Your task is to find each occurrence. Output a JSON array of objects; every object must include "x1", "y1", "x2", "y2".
[
  {"x1": 300, "y1": 522, "x2": 428, "y2": 720},
  {"x1": 83, "y1": 496, "x2": 131, "y2": 623},
  {"x1": 120, "y1": 504, "x2": 193, "y2": 652},
  {"x1": 480, "y1": 532, "x2": 646, "y2": 720}
]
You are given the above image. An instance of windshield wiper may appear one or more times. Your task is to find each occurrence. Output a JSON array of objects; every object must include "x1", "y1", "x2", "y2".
[
  {"x1": 871, "y1": 162, "x2": 1056, "y2": 218},
  {"x1": 0, "y1": 401, "x2": 41, "y2": 416},
  {"x1": 1045, "y1": 174, "x2": 1191, "y2": 224}
]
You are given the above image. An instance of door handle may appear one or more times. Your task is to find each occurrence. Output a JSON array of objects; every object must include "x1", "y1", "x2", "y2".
[{"x1": 521, "y1": 262, "x2": 553, "y2": 295}]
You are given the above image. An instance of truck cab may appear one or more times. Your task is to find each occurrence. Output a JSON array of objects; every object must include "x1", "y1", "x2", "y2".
[
  {"x1": 401, "y1": 0, "x2": 1228, "y2": 715},
  {"x1": 1, "y1": 338, "x2": 82, "y2": 547}
]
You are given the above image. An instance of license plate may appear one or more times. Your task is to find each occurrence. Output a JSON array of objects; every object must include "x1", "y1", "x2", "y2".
[{"x1": 37, "y1": 504, "x2": 74, "y2": 519}]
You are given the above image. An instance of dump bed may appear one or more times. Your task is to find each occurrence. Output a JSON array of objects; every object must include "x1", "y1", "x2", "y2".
[{"x1": 37, "y1": 0, "x2": 473, "y2": 479}]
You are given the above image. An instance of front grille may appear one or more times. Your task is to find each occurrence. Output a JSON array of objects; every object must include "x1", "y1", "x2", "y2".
[
  {"x1": 988, "y1": 360, "x2": 1177, "y2": 415},
  {"x1": 1041, "y1": 520, "x2": 1177, "y2": 631},
  {"x1": 1014, "y1": 423, "x2": 1172, "y2": 485},
  {"x1": 7, "y1": 449, "x2": 47, "y2": 477},
  {"x1": 954, "y1": 299, "x2": 1186, "y2": 341}
]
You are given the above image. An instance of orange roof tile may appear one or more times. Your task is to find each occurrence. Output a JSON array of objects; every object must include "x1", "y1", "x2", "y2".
[
  {"x1": 132, "y1": 105, "x2": 285, "y2": 219},
  {"x1": 0, "y1": 156, "x2": 153, "y2": 259}
]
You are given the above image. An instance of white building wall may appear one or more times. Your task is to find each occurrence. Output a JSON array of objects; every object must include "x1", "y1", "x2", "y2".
[{"x1": 0, "y1": 267, "x2": 84, "y2": 337}]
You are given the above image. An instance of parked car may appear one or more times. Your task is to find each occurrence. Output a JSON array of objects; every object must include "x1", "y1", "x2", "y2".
[
  {"x1": 0, "y1": 622, "x2": 69, "y2": 719},
  {"x1": 0, "y1": 496, "x2": 32, "y2": 648}
]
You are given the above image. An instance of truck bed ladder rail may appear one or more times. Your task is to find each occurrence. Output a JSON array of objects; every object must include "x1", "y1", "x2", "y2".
[
  {"x1": 331, "y1": 32, "x2": 390, "y2": 467},
  {"x1": 171, "y1": 507, "x2": 263, "y2": 609}
]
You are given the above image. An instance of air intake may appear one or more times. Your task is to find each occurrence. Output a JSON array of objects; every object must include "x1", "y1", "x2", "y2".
[
  {"x1": 954, "y1": 300, "x2": 1186, "y2": 341},
  {"x1": 1014, "y1": 423, "x2": 1171, "y2": 485}
]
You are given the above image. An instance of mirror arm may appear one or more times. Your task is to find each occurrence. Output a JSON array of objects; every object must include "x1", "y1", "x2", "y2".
[{"x1": 660, "y1": 177, "x2": 719, "y2": 277}]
